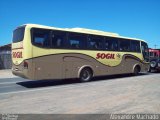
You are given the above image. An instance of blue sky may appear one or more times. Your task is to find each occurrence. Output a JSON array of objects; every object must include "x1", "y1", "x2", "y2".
[{"x1": 0, "y1": 0, "x2": 160, "y2": 48}]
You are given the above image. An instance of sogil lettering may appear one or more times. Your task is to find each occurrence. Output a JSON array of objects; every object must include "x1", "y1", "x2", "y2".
[
  {"x1": 12, "y1": 52, "x2": 23, "y2": 58},
  {"x1": 96, "y1": 53, "x2": 115, "y2": 59}
]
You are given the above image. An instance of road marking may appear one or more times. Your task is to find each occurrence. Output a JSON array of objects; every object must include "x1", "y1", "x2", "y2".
[
  {"x1": 0, "y1": 77, "x2": 18, "y2": 79},
  {"x1": 0, "y1": 81, "x2": 95, "y2": 96},
  {"x1": 0, "y1": 86, "x2": 72, "y2": 96},
  {"x1": 0, "y1": 81, "x2": 28, "y2": 85},
  {"x1": 0, "y1": 85, "x2": 21, "y2": 89}
]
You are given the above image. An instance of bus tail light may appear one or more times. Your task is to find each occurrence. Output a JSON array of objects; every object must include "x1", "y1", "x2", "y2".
[{"x1": 24, "y1": 61, "x2": 28, "y2": 69}]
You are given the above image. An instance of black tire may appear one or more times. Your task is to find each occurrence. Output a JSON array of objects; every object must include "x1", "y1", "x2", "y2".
[
  {"x1": 150, "y1": 60, "x2": 157, "y2": 69},
  {"x1": 80, "y1": 68, "x2": 93, "y2": 82},
  {"x1": 133, "y1": 66, "x2": 140, "y2": 76}
]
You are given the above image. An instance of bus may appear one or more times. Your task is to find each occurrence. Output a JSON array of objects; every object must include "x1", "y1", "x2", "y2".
[{"x1": 12, "y1": 24, "x2": 150, "y2": 82}]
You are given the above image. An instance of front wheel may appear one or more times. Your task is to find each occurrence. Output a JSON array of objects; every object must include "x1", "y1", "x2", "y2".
[
  {"x1": 148, "y1": 67, "x2": 152, "y2": 72},
  {"x1": 80, "y1": 68, "x2": 93, "y2": 82}
]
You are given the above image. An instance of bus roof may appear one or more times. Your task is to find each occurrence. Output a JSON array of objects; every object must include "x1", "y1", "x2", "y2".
[{"x1": 23, "y1": 24, "x2": 146, "y2": 42}]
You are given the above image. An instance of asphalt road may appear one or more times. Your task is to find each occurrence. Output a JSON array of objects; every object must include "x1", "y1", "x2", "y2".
[
  {"x1": 0, "y1": 77, "x2": 27, "y2": 94},
  {"x1": 0, "y1": 74, "x2": 143, "y2": 94},
  {"x1": 0, "y1": 76, "x2": 97, "y2": 94},
  {"x1": 0, "y1": 72, "x2": 160, "y2": 113},
  {"x1": 0, "y1": 73, "x2": 155, "y2": 94}
]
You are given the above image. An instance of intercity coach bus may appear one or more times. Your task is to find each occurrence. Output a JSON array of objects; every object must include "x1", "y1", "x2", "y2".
[{"x1": 12, "y1": 24, "x2": 149, "y2": 82}]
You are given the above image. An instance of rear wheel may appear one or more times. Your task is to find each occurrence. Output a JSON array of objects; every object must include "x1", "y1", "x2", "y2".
[
  {"x1": 80, "y1": 68, "x2": 93, "y2": 82},
  {"x1": 133, "y1": 66, "x2": 140, "y2": 75}
]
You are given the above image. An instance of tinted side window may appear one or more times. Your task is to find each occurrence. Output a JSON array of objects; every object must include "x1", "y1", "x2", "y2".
[
  {"x1": 131, "y1": 40, "x2": 140, "y2": 52},
  {"x1": 32, "y1": 28, "x2": 50, "y2": 48},
  {"x1": 104, "y1": 38, "x2": 113, "y2": 50},
  {"x1": 68, "y1": 33, "x2": 86, "y2": 49},
  {"x1": 104, "y1": 38, "x2": 118, "y2": 51},
  {"x1": 51, "y1": 31, "x2": 66, "y2": 48},
  {"x1": 87, "y1": 36, "x2": 103, "y2": 50},
  {"x1": 119, "y1": 39, "x2": 130, "y2": 51},
  {"x1": 13, "y1": 26, "x2": 25, "y2": 43}
]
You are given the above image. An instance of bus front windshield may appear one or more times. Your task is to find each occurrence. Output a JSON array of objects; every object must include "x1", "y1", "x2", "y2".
[{"x1": 141, "y1": 42, "x2": 149, "y2": 62}]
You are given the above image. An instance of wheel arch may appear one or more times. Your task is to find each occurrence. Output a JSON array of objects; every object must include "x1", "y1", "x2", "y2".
[{"x1": 132, "y1": 64, "x2": 141, "y2": 73}]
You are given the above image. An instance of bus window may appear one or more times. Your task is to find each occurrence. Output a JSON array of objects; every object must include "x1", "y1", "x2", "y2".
[
  {"x1": 104, "y1": 38, "x2": 117, "y2": 51},
  {"x1": 68, "y1": 33, "x2": 86, "y2": 49},
  {"x1": 87, "y1": 36, "x2": 103, "y2": 50},
  {"x1": 51, "y1": 31, "x2": 66, "y2": 48},
  {"x1": 131, "y1": 40, "x2": 140, "y2": 52},
  {"x1": 108, "y1": 38, "x2": 118, "y2": 51},
  {"x1": 119, "y1": 39, "x2": 130, "y2": 51},
  {"x1": 32, "y1": 29, "x2": 50, "y2": 48},
  {"x1": 12, "y1": 26, "x2": 25, "y2": 43}
]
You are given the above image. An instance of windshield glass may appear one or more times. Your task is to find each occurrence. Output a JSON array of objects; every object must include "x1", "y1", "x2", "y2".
[
  {"x1": 141, "y1": 42, "x2": 149, "y2": 62},
  {"x1": 12, "y1": 26, "x2": 25, "y2": 43}
]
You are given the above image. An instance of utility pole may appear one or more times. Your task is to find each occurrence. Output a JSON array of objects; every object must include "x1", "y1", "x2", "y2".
[{"x1": 154, "y1": 44, "x2": 157, "y2": 49}]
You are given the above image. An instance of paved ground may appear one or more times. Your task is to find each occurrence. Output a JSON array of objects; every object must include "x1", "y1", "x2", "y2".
[
  {"x1": 0, "y1": 69, "x2": 16, "y2": 78},
  {"x1": 0, "y1": 70, "x2": 160, "y2": 114}
]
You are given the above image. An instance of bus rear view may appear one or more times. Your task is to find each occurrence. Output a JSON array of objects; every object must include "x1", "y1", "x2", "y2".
[{"x1": 12, "y1": 25, "x2": 33, "y2": 79}]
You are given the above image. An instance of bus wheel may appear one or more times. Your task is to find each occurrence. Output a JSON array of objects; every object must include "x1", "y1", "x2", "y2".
[
  {"x1": 133, "y1": 66, "x2": 140, "y2": 75},
  {"x1": 80, "y1": 68, "x2": 93, "y2": 82}
]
